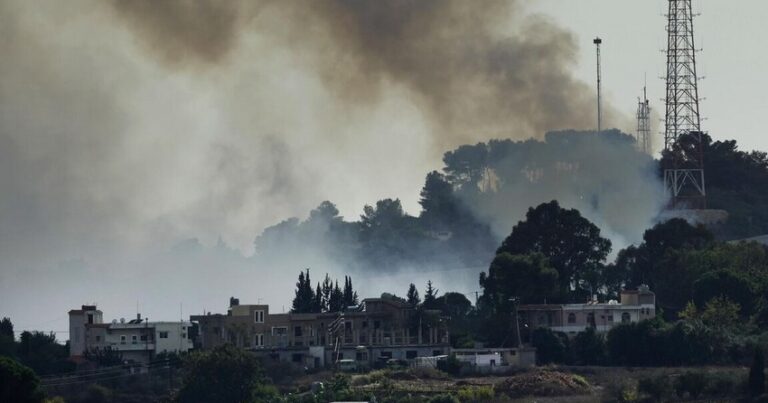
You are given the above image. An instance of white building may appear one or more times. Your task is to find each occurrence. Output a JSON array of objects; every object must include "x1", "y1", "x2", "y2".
[{"x1": 68, "y1": 305, "x2": 194, "y2": 363}]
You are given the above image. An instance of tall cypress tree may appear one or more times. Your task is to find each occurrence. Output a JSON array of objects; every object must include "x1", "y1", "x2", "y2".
[
  {"x1": 407, "y1": 283, "x2": 421, "y2": 306},
  {"x1": 328, "y1": 281, "x2": 343, "y2": 313},
  {"x1": 321, "y1": 274, "x2": 333, "y2": 312},
  {"x1": 423, "y1": 280, "x2": 439, "y2": 309},
  {"x1": 342, "y1": 276, "x2": 358, "y2": 309},
  {"x1": 291, "y1": 269, "x2": 316, "y2": 313}
]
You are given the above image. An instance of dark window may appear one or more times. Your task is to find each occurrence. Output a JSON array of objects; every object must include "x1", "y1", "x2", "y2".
[
  {"x1": 622, "y1": 312, "x2": 631, "y2": 323},
  {"x1": 338, "y1": 352, "x2": 344, "y2": 359},
  {"x1": 292, "y1": 354, "x2": 302, "y2": 363},
  {"x1": 95, "y1": 336, "x2": 101, "y2": 342},
  {"x1": 568, "y1": 313, "x2": 576, "y2": 324},
  {"x1": 380, "y1": 351, "x2": 392, "y2": 359},
  {"x1": 344, "y1": 322, "x2": 352, "y2": 330},
  {"x1": 356, "y1": 352, "x2": 367, "y2": 361},
  {"x1": 362, "y1": 321, "x2": 368, "y2": 328},
  {"x1": 433, "y1": 350, "x2": 442, "y2": 357},
  {"x1": 406, "y1": 351, "x2": 417, "y2": 359},
  {"x1": 294, "y1": 326, "x2": 302, "y2": 337},
  {"x1": 374, "y1": 320, "x2": 381, "y2": 329},
  {"x1": 87, "y1": 314, "x2": 94, "y2": 324},
  {"x1": 587, "y1": 313, "x2": 596, "y2": 327}
]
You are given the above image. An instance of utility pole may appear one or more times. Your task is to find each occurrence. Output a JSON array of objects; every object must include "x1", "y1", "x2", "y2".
[
  {"x1": 663, "y1": 0, "x2": 706, "y2": 208},
  {"x1": 594, "y1": 37, "x2": 603, "y2": 134}
]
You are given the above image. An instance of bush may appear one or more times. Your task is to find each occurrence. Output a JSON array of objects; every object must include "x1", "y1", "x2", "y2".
[
  {"x1": 0, "y1": 356, "x2": 44, "y2": 403},
  {"x1": 704, "y1": 371, "x2": 742, "y2": 398},
  {"x1": 436, "y1": 355, "x2": 462, "y2": 376},
  {"x1": 601, "y1": 378, "x2": 637, "y2": 403},
  {"x1": 410, "y1": 366, "x2": 449, "y2": 380},
  {"x1": 79, "y1": 384, "x2": 112, "y2": 403},
  {"x1": 428, "y1": 394, "x2": 460, "y2": 403},
  {"x1": 674, "y1": 371, "x2": 707, "y2": 399},
  {"x1": 637, "y1": 373, "x2": 671, "y2": 402},
  {"x1": 456, "y1": 385, "x2": 494, "y2": 402}
]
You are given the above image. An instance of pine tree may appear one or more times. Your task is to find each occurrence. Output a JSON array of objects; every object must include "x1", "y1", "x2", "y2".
[
  {"x1": 328, "y1": 281, "x2": 343, "y2": 313},
  {"x1": 321, "y1": 274, "x2": 333, "y2": 312},
  {"x1": 423, "y1": 280, "x2": 439, "y2": 309},
  {"x1": 342, "y1": 276, "x2": 359, "y2": 309},
  {"x1": 749, "y1": 347, "x2": 766, "y2": 397},
  {"x1": 291, "y1": 269, "x2": 316, "y2": 313},
  {"x1": 407, "y1": 283, "x2": 421, "y2": 306},
  {"x1": 313, "y1": 283, "x2": 323, "y2": 313}
]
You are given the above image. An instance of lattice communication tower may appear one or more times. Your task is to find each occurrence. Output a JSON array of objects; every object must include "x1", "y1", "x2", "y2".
[
  {"x1": 637, "y1": 86, "x2": 651, "y2": 155},
  {"x1": 663, "y1": 0, "x2": 706, "y2": 208}
]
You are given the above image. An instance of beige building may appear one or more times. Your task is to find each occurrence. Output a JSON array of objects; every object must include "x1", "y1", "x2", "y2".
[
  {"x1": 68, "y1": 305, "x2": 194, "y2": 363},
  {"x1": 518, "y1": 287, "x2": 656, "y2": 335},
  {"x1": 191, "y1": 297, "x2": 450, "y2": 369}
]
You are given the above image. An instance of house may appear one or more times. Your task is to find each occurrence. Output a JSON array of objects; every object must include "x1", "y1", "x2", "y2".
[
  {"x1": 190, "y1": 296, "x2": 450, "y2": 369},
  {"x1": 517, "y1": 286, "x2": 656, "y2": 336},
  {"x1": 68, "y1": 305, "x2": 194, "y2": 364}
]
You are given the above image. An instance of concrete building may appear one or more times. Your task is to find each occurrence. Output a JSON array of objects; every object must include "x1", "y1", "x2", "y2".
[
  {"x1": 518, "y1": 286, "x2": 656, "y2": 336},
  {"x1": 68, "y1": 305, "x2": 194, "y2": 363},
  {"x1": 190, "y1": 296, "x2": 450, "y2": 369}
]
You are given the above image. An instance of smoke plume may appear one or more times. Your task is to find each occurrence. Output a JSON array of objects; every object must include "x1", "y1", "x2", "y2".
[{"x1": 1, "y1": 0, "x2": 641, "y2": 335}]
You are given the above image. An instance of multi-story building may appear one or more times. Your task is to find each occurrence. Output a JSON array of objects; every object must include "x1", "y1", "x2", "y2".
[
  {"x1": 68, "y1": 305, "x2": 194, "y2": 363},
  {"x1": 190, "y1": 296, "x2": 450, "y2": 369},
  {"x1": 517, "y1": 286, "x2": 656, "y2": 336}
]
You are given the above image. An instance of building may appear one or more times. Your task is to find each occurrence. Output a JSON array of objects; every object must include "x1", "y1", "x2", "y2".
[
  {"x1": 190, "y1": 296, "x2": 450, "y2": 369},
  {"x1": 68, "y1": 305, "x2": 194, "y2": 363},
  {"x1": 517, "y1": 287, "x2": 656, "y2": 336}
]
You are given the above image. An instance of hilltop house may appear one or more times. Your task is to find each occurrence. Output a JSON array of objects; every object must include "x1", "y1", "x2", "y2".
[
  {"x1": 68, "y1": 305, "x2": 194, "y2": 364},
  {"x1": 190, "y1": 296, "x2": 450, "y2": 369}
]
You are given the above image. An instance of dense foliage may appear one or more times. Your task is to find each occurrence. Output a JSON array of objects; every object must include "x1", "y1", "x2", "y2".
[{"x1": 0, "y1": 356, "x2": 44, "y2": 403}]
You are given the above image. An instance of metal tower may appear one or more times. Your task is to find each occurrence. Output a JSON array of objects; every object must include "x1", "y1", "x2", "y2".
[
  {"x1": 636, "y1": 85, "x2": 651, "y2": 154},
  {"x1": 593, "y1": 37, "x2": 603, "y2": 133},
  {"x1": 663, "y1": 0, "x2": 706, "y2": 208}
]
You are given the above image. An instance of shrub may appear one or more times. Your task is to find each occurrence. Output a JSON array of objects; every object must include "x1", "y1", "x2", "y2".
[
  {"x1": 428, "y1": 394, "x2": 460, "y2": 403},
  {"x1": 704, "y1": 371, "x2": 741, "y2": 398},
  {"x1": 637, "y1": 373, "x2": 671, "y2": 402},
  {"x1": 79, "y1": 384, "x2": 112, "y2": 403},
  {"x1": 0, "y1": 356, "x2": 44, "y2": 403},
  {"x1": 457, "y1": 385, "x2": 494, "y2": 402},
  {"x1": 674, "y1": 371, "x2": 707, "y2": 399},
  {"x1": 601, "y1": 378, "x2": 638, "y2": 403},
  {"x1": 436, "y1": 355, "x2": 462, "y2": 376}
]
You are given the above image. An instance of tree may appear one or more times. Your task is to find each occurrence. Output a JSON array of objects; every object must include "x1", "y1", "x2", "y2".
[
  {"x1": 328, "y1": 281, "x2": 343, "y2": 313},
  {"x1": 419, "y1": 171, "x2": 460, "y2": 230},
  {"x1": 0, "y1": 318, "x2": 12, "y2": 338},
  {"x1": 406, "y1": 283, "x2": 421, "y2": 306},
  {"x1": 495, "y1": 201, "x2": 611, "y2": 301},
  {"x1": 749, "y1": 347, "x2": 766, "y2": 397},
  {"x1": 0, "y1": 356, "x2": 43, "y2": 403},
  {"x1": 17, "y1": 331, "x2": 73, "y2": 376},
  {"x1": 435, "y1": 292, "x2": 472, "y2": 319},
  {"x1": 177, "y1": 345, "x2": 276, "y2": 403},
  {"x1": 423, "y1": 280, "x2": 439, "y2": 309},
  {"x1": 571, "y1": 328, "x2": 606, "y2": 365},
  {"x1": 321, "y1": 274, "x2": 333, "y2": 312},
  {"x1": 479, "y1": 252, "x2": 559, "y2": 306},
  {"x1": 313, "y1": 283, "x2": 323, "y2": 313},
  {"x1": 291, "y1": 269, "x2": 315, "y2": 314},
  {"x1": 342, "y1": 276, "x2": 358, "y2": 309},
  {"x1": 531, "y1": 328, "x2": 568, "y2": 365}
]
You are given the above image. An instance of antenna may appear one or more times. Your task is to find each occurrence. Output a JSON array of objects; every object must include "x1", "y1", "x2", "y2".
[
  {"x1": 663, "y1": 0, "x2": 706, "y2": 208},
  {"x1": 636, "y1": 76, "x2": 652, "y2": 155},
  {"x1": 593, "y1": 37, "x2": 603, "y2": 133}
]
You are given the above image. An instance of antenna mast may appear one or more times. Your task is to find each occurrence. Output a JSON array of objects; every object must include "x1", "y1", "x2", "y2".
[
  {"x1": 636, "y1": 82, "x2": 652, "y2": 154},
  {"x1": 663, "y1": 0, "x2": 706, "y2": 208},
  {"x1": 593, "y1": 37, "x2": 603, "y2": 133}
]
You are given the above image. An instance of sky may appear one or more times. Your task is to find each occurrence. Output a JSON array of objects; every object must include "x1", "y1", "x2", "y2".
[
  {"x1": 0, "y1": 0, "x2": 765, "y2": 341},
  {"x1": 531, "y1": 0, "x2": 768, "y2": 153}
]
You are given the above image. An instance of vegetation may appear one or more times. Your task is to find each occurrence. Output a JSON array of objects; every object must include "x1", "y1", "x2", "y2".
[
  {"x1": 0, "y1": 356, "x2": 44, "y2": 403},
  {"x1": 176, "y1": 344, "x2": 277, "y2": 403}
]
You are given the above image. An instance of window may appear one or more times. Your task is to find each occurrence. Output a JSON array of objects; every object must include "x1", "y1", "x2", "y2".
[
  {"x1": 374, "y1": 320, "x2": 381, "y2": 329},
  {"x1": 120, "y1": 335, "x2": 126, "y2": 344},
  {"x1": 132, "y1": 335, "x2": 138, "y2": 344},
  {"x1": 87, "y1": 314, "x2": 94, "y2": 324},
  {"x1": 406, "y1": 351, "x2": 417, "y2": 359},
  {"x1": 380, "y1": 351, "x2": 392, "y2": 359},
  {"x1": 254, "y1": 334, "x2": 264, "y2": 347},
  {"x1": 254, "y1": 310, "x2": 264, "y2": 323},
  {"x1": 272, "y1": 327, "x2": 287, "y2": 336},
  {"x1": 95, "y1": 335, "x2": 101, "y2": 342},
  {"x1": 294, "y1": 326, "x2": 303, "y2": 337},
  {"x1": 621, "y1": 312, "x2": 631, "y2": 323},
  {"x1": 568, "y1": 313, "x2": 576, "y2": 324},
  {"x1": 140, "y1": 335, "x2": 147, "y2": 341},
  {"x1": 159, "y1": 331, "x2": 169, "y2": 339},
  {"x1": 362, "y1": 321, "x2": 368, "y2": 328},
  {"x1": 587, "y1": 313, "x2": 596, "y2": 327},
  {"x1": 433, "y1": 350, "x2": 442, "y2": 357},
  {"x1": 292, "y1": 353, "x2": 303, "y2": 363}
]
